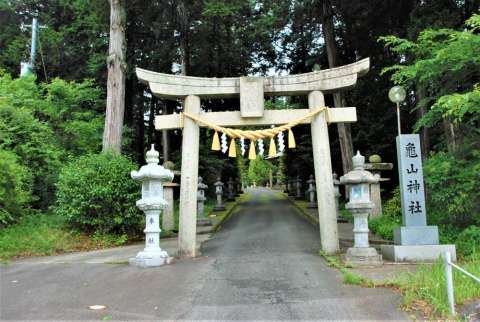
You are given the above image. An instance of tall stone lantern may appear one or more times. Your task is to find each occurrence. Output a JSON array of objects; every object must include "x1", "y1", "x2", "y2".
[
  {"x1": 130, "y1": 145, "x2": 174, "y2": 268},
  {"x1": 197, "y1": 176, "x2": 211, "y2": 226},
  {"x1": 333, "y1": 172, "x2": 347, "y2": 222},
  {"x1": 340, "y1": 151, "x2": 382, "y2": 266},
  {"x1": 213, "y1": 177, "x2": 226, "y2": 211},
  {"x1": 306, "y1": 175, "x2": 317, "y2": 209}
]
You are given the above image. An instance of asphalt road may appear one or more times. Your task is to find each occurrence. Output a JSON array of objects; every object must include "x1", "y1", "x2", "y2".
[{"x1": 1, "y1": 188, "x2": 408, "y2": 320}]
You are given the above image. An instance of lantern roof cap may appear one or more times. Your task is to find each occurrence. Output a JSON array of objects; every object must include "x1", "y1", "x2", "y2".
[
  {"x1": 131, "y1": 145, "x2": 174, "y2": 182},
  {"x1": 198, "y1": 176, "x2": 208, "y2": 189},
  {"x1": 340, "y1": 151, "x2": 379, "y2": 184}
]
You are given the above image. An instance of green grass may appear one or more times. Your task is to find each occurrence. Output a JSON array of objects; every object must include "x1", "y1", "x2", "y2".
[
  {"x1": 0, "y1": 213, "x2": 129, "y2": 262},
  {"x1": 400, "y1": 255, "x2": 480, "y2": 318},
  {"x1": 319, "y1": 250, "x2": 376, "y2": 287},
  {"x1": 320, "y1": 249, "x2": 480, "y2": 319}
]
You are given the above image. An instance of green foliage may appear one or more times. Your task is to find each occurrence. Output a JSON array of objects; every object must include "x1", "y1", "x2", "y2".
[
  {"x1": 369, "y1": 188, "x2": 402, "y2": 240},
  {"x1": 39, "y1": 78, "x2": 104, "y2": 155},
  {"x1": 381, "y1": 14, "x2": 480, "y2": 136},
  {"x1": 402, "y1": 255, "x2": 480, "y2": 317},
  {"x1": 54, "y1": 153, "x2": 142, "y2": 235},
  {"x1": 456, "y1": 226, "x2": 480, "y2": 258},
  {"x1": 423, "y1": 150, "x2": 480, "y2": 229},
  {"x1": 0, "y1": 149, "x2": 33, "y2": 226},
  {"x1": 0, "y1": 75, "x2": 62, "y2": 208},
  {"x1": 247, "y1": 156, "x2": 275, "y2": 186},
  {"x1": 0, "y1": 73, "x2": 104, "y2": 210}
]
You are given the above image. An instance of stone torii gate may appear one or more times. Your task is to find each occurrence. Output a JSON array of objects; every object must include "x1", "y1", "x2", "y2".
[{"x1": 137, "y1": 58, "x2": 370, "y2": 256}]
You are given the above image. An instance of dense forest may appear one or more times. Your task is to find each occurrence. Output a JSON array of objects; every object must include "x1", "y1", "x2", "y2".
[{"x1": 0, "y1": 1, "x2": 479, "y2": 258}]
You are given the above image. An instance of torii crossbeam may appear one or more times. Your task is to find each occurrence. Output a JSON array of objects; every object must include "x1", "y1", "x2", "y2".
[{"x1": 137, "y1": 58, "x2": 370, "y2": 257}]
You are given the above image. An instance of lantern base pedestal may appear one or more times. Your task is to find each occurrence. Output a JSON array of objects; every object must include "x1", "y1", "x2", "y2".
[
  {"x1": 345, "y1": 247, "x2": 383, "y2": 266},
  {"x1": 129, "y1": 249, "x2": 172, "y2": 268}
]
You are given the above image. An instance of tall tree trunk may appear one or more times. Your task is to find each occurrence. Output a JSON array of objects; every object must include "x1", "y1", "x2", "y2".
[
  {"x1": 177, "y1": 1, "x2": 189, "y2": 76},
  {"x1": 162, "y1": 104, "x2": 170, "y2": 162},
  {"x1": 443, "y1": 118, "x2": 458, "y2": 154},
  {"x1": 322, "y1": 0, "x2": 354, "y2": 174},
  {"x1": 147, "y1": 96, "x2": 156, "y2": 145},
  {"x1": 103, "y1": 0, "x2": 126, "y2": 154},
  {"x1": 415, "y1": 87, "x2": 430, "y2": 159}
]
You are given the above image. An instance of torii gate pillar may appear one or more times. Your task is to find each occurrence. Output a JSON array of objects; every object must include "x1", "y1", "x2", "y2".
[
  {"x1": 309, "y1": 91, "x2": 339, "y2": 253},
  {"x1": 178, "y1": 95, "x2": 200, "y2": 257}
]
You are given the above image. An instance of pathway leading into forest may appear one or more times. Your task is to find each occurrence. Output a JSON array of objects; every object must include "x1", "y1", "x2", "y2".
[{"x1": 1, "y1": 188, "x2": 408, "y2": 320}]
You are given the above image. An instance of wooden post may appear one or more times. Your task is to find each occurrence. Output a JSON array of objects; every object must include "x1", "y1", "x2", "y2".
[
  {"x1": 178, "y1": 95, "x2": 200, "y2": 257},
  {"x1": 309, "y1": 91, "x2": 340, "y2": 254}
]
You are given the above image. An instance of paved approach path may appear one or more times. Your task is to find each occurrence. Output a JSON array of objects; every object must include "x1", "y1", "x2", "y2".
[{"x1": 1, "y1": 188, "x2": 408, "y2": 320}]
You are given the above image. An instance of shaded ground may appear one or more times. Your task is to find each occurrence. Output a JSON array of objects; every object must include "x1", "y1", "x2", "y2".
[{"x1": 0, "y1": 188, "x2": 408, "y2": 320}]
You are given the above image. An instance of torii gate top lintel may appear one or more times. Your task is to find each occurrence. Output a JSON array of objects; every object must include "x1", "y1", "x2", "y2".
[
  {"x1": 138, "y1": 58, "x2": 370, "y2": 130},
  {"x1": 136, "y1": 57, "x2": 369, "y2": 100}
]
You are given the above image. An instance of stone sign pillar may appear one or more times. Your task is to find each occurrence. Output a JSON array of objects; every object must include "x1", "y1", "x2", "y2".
[
  {"x1": 178, "y1": 95, "x2": 200, "y2": 258},
  {"x1": 130, "y1": 145, "x2": 174, "y2": 267},
  {"x1": 309, "y1": 91, "x2": 340, "y2": 254},
  {"x1": 162, "y1": 182, "x2": 179, "y2": 231},
  {"x1": 340, "y1": 151, "x2": 382, "y2": 266},
  {"x1": 213, "y1": 177, "x2": 225, "y2": 211},
  {"x1": 381, "y1": 134, "x2": 456, "y2": 261},
  {"x1": 196, "y1": 176, "x2": 208, "y2": 222},
  {"x1": 307, "y1": 175, "x2": 317, "y2": 209}
]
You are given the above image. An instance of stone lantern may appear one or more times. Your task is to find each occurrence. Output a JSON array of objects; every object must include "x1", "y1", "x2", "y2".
[
  {"x1": 197, "y1": 176, "x2": 211, "y2": 226},
  {"x1": 333, "y1": 173, "x2": 347, "y2": 222},
  {"x1": 227, "y1": 177, "x2": 235, "y2": 201},
  {"x1": 130, "y1": 145, "x2": 174, "y2": 268},
  {"x1": 284, "y1": 177, "x2": 290, "y2": 194},
  {"x1": 213, "y1": 177, "x2": 225, "y2": 211},
  {"x1": 295, "y1": 175, "x2": 303, "y2": 199},
  {"x1": 307, "y1": 175, "x2": 317, "y2": 208},
  {"x1": 340, "y1": 151, "x2": 382, "y2": 266},
  {"x1": 288, "y1": 177, "x2": 296, "y2": 196}
]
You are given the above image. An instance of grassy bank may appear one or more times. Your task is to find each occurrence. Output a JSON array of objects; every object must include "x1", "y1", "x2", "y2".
[
  {"x1": 0, "y1": 213, "x2": 129, "y2": 262},
  {"x1": 321, "y1": 250, "x2": 480, "y2": 319},
  {"x1": 1, "y1": 193, "x2": 249, "y2": 262},
  {"x1": 401, "y1": 255, "x2": 480, "y2": 317}
]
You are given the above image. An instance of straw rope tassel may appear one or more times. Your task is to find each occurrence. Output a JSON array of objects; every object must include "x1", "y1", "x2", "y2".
[
  {"x1": 211, "y1": 131, "x2": 221, "y2": 151},
  {"x1": 228, "y1": 138, "x2": 237, "y2": 158},
  {"x1": 268, "y1": 136, "x2": 277, "y2": 158},
  {"x1": 288, "y1": 129, "x2": 296, "y2": 148},
  {"x1": 248, "y1": 140, "x2": 256, "y2": 160}
]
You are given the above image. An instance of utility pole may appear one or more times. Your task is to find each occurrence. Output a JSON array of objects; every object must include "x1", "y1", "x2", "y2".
[{"x1": 20, "y1": 17, "x2": 39, "y2": 77}]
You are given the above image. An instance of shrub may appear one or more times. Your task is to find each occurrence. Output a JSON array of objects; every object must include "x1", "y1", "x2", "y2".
[
  {"x1": 0, "y1": 74, "x2": 105, "y2": 209},
  {"x1": 456, "y1": 225, "x2": 480, "y2": 258},
  {"x1": 0, "y1": 149, "x2": 33, "y2": 226},
  {"x1": 424, "y1": 150, "x2": 480, "y2": 229},
  {"x1": 369, "y1": 188, "x2": 402, "y2": 240},
  {"x1": 54, "y1": 153, "x2": 142, "y2": 235}
]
